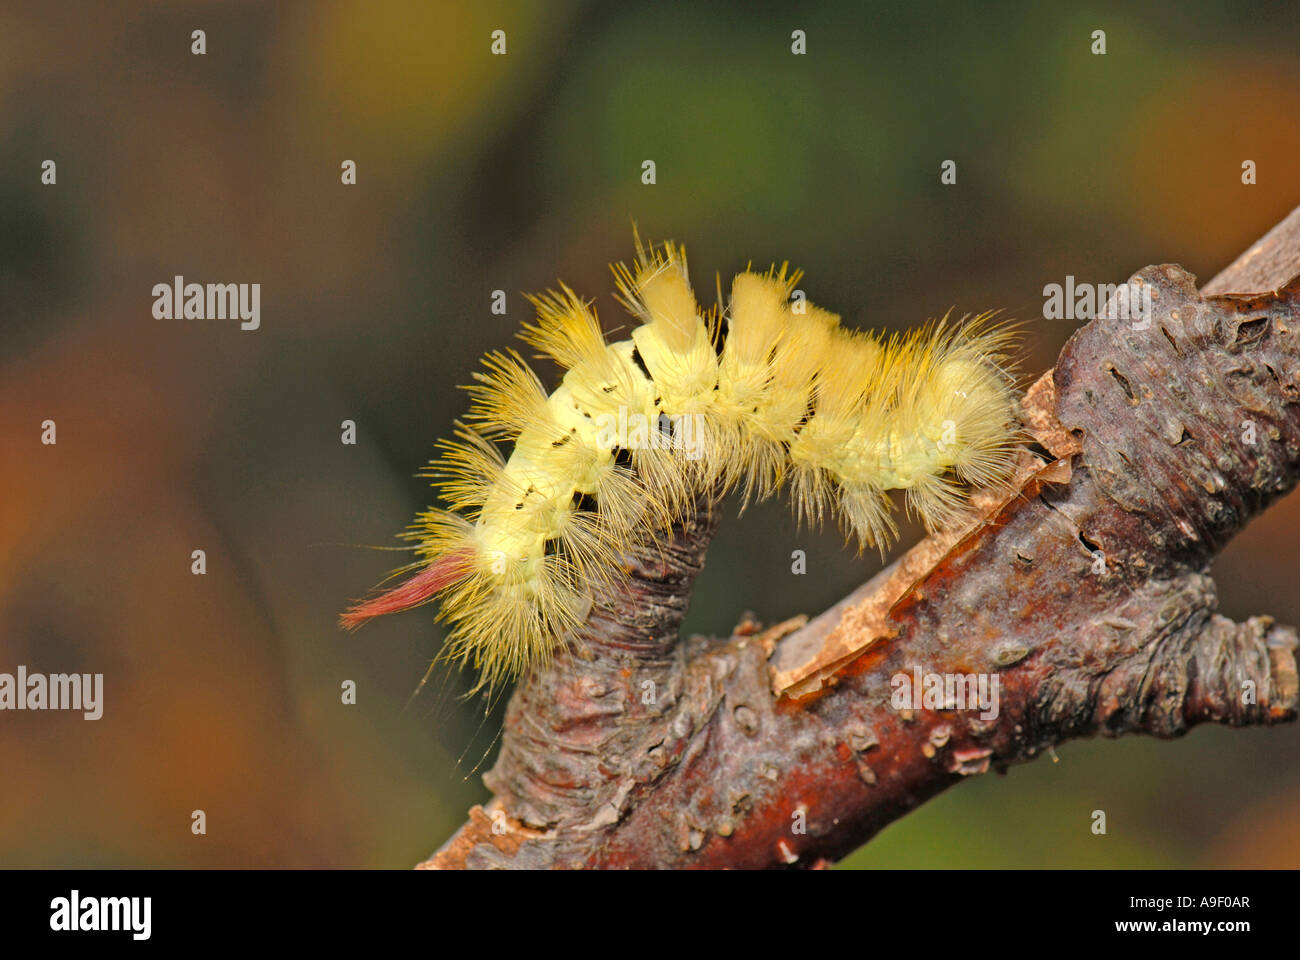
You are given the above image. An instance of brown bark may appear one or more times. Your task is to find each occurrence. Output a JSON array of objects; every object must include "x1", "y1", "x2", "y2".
[{"x1": 420, "y1": 206, "x2": 1300, "y2": 869}]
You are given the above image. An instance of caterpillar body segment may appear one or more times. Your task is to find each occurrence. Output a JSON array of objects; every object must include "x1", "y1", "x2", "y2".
[{"x1": 343, "y1": 238, "x2": 1023, "y2": 694}]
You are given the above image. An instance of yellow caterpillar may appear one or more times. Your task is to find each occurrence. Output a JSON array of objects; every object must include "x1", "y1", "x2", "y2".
[{"x1": 343, "y1": 236, "x2": 1022, "y2": 694}]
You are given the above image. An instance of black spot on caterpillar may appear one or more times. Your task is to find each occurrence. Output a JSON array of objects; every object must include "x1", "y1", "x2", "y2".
[{"x1": 343, "y1": 234, "x2": 1024, "y2": 695}]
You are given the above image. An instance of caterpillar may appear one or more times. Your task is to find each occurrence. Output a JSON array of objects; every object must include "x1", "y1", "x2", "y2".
[{"x1": 342, "y1": 235, "x2": 1022, "y2": 695}]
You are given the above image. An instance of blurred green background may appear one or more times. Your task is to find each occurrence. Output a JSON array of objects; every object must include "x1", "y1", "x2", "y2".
[{"x1": 2, "y1": 0, "x2": 1299, "y2": 868}]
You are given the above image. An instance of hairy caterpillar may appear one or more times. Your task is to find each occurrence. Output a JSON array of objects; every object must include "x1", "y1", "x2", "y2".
[{"x1": 343, "y1": 235, "x2": 1022, "y2": 695}]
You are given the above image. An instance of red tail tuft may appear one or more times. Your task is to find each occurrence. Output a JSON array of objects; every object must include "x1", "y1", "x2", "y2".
[{"x1": 340, "y1": 551, "x2": 473, "y2": 630}]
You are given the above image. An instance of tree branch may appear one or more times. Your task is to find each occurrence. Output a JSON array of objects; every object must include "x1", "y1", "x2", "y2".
[{"x1": 420, "y1": 206, "x2": 1300, "y2": 869}]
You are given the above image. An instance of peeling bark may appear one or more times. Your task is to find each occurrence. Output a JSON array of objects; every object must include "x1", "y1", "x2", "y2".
[{"x1": 421, "y1": 207, "x2": 1300, "y2": 870}]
